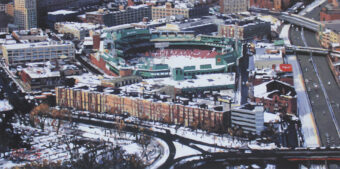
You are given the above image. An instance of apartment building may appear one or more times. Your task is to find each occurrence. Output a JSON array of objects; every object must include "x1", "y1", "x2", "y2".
[
  {"x1": 218, "y1": 17, "x2": 271, "y2": 40},
  {"x1": 56, "y1": 86, "x2": 226, "y2": 131},
  {"x1": 86, "y1": 5, "x2": 151, "y2": 27},
  {"x1": 151, "y1": 2, "x2": 209, "y2": 20},
  {"x1": 54, "y1": 22, "x2": 101, "y2": 40},
  {"x1": 14, "y1": 0, "x2": 37, "y2": 30},
  {"x1": 319, "y1": 20, "x2": 340, "y2": 48},
  {"x1": 219, "y1": 0, "x2": 249, "y2": 14},
  {"x1": 2, "y1": 41, "x2": 75, "y2": 66},
  {"x1": 6, "y1": 2, "x2": 14, "y2": 17}
]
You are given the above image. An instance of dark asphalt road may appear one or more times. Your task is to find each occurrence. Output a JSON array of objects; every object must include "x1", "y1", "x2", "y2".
[
  {"x1": 289, "y1": 24, "x2": 340, "y2": 146},
  {"x1": 303, "y1": 1, "x2": 328, "y2": 21}
]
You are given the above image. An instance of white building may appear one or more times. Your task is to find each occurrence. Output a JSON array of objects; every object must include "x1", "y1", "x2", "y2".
[
  {"x1": 231, "y1": 103, "x2": 264, "y2": 135},
  {"x1": 2, "y1": 41, "x2": 75, "y2": 66},
  {"x1": 55, "y1": 22, "x2": 101, "y2": 40},
  {"x1": 0, "y1": 3, "x2": 6, "y2": 12},
  {"x1": 14, "y1": 0, "x2": 37, "y2": 30}
]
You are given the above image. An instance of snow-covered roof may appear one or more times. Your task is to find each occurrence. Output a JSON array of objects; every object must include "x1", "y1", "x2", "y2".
[
  {"x1": 264, "y1": 112, "x2": 280, "y2": 123},
  {"x1": 23, "y1": 65, "x2": 60, "y2": 79},
  {"x1": 48, "y1": 10, "x2": 77, "y2": 15},
  {"x1": 143, "y1": 73, "x2": 235, "y2": 89},
  {"x1": 139, "y1": 55, "x2": 225, "y2": 70},
  {"x1": 3, "y1": 41, "x2": 73, "y2": 50},
  {"x1": 128, "y1": 4, "x2": 149, "y2": 9},
  {"x1": 253, "y1": 80, "x2": 295, "y2": 99},
  {"x1": 56, "y1": 22, "x2": 101, "y2": 31},
  {"x1": 254, "y1": 48, "x2": 283, "y2": 61}
]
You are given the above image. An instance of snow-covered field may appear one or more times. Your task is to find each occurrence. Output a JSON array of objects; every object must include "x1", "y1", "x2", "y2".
[
  {"x1": 1, "y1": 118, "x2": 164, "y2": 168},
  {"x1": 173, "y1": 141, "x2": 201, "y2": 159}
]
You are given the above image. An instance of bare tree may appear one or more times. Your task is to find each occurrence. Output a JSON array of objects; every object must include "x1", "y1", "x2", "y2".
[{"x1": 30, "y1": 104, "x2": 50, "y2": 131}]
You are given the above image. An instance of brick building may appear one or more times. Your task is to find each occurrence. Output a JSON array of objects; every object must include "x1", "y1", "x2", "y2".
[
  {"x1": 250, "y1": 80, "x2": 297, "y2": 114},
  {"x1": 56, "y1": 86, "x2": 226, "y2": 130},
  {"x1": 218, "y1": 17, "x2": 271, "y2": 41},
  {"x1": 249, "y1": 0, "x2": 291, "y2": 11},
  {"x1": 320, "y1": 0, "x2": 340, "y2": 21}
]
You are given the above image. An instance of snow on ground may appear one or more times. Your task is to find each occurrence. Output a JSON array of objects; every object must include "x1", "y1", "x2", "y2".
[
  {"x1": 0, "y1": 99, "x2": 13, "y2": 111},
  {"x1": 70, "y1": 73, "x2": 106, "y2": 87},
  {"x1": 2, "y1": 117, "x2": 163, "y2": 168},
  {"x1": 194, "y1": 144, "x2": 228, "y2": 153},
  {"x1": 173, "y1": 141, "x2": 201, "y2": 159},
  {"x1": 247, "y1": 142, "x2": 277, "y2": 150},
  {"x1": 148, "y1": 138, "x2": 169, "y2": 169},
  {"x1": 122, "y1": 143, "x2": 141, "y2": 155},
  {"x1": 150, "y1": 122, "x2": 276, "y2": 149},
  {"x1": 279, "y1": 24, "x2": 291, "y2": 45}
]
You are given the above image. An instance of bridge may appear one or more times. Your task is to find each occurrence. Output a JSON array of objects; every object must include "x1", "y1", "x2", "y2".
[
  {"x1": 249, "y1": 8, "x2": 322, "y2": 32},
  {"x1": 278, "y1": 13, "x2": 322, "y2": 32},
  {"x1": 285, "y1": 45, "x2": 340, "y2": 56}
]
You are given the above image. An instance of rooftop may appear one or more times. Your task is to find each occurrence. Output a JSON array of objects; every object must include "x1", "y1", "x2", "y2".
[
  {"x1": 3, "y1": 41, "x2": 73, "y2": 50},
  {"x1": 232, "y1": 102, "x2": 264, "y2": 112},
  {"x1": 253, "y1": 80, "x2": 296, "y2": 99},
  {"x1": 56, "y1": 22, "x2": 101, "y2": 31},
  {"x1": 142, "y1": 73, "x2": 235, "y2": 89},
  {"x1": 23, "y1": 62, "x2": 60, "y2": 79},
  {"x1": 323, "y1": 20, "x2": 340, "y2": 33},
  {"x1": 48, "y1": 10, "x2": 78, "y2": 15}
]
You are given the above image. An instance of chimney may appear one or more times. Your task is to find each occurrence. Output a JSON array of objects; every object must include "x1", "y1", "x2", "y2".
[
  {"x1": 128, "y1": 0, "x2": 134, "y2": 7},
  {"x1": 93, "y1": 33, "x2": 100, "y2": 50},
  {"x1": 143, "y1": 17, "x2": 149, "y2": 22},
  {"x1": 119, "y1": 5, "x2": 125, "y2": 10}
]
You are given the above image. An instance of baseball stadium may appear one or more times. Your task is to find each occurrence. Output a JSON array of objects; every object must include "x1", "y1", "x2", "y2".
[{"x1": 90, "y1": 28, "x2": 243, "y2": 79}]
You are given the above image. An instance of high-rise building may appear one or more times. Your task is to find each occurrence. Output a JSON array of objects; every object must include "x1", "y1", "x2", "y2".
[
  {"x1": 219, "y1": 0, "x2": 249, "y2": 14},
  {"x1": 152, "y1": 2, "x2": 209, "y2": 20},
  {"x1": 14, "y1": 0, "x2": 37, "y2": 30}
]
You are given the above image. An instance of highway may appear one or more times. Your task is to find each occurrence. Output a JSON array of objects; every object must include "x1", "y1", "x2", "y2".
[
  {"x1": 289, "y1": 25, "x2": 340, "y2": 146},
  {"x1": 281, "y1": 24, "x2": 320, "y2": 147},
  {"x1": 172, "y1": 149, "x2": 340, "y2": 169}
]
